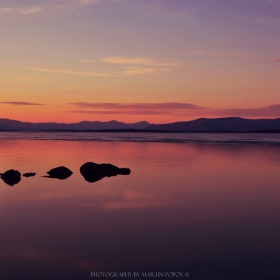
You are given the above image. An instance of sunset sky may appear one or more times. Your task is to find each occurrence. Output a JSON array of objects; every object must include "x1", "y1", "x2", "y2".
[{"x1": 1, "y1": 0, "x2": 279, "y2": 123}]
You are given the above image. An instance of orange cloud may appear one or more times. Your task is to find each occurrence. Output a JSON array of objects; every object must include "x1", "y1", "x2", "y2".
[
  {"x1": 0, "y1": 102, "x2": 45, "y2": 106},
  {"x1": 28, "y1": 66, "x2": 169, "y2": 77},
  {"x1": 102, "y1": 57, "x2": 179, "y2": 67}
]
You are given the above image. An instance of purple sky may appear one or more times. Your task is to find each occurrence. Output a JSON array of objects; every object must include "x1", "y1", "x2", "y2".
[{"x1": 0, "y1": 0, "x2": 279, "y2": 122}]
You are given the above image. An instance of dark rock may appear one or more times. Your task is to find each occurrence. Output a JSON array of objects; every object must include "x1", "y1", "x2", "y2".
[
  {"x1": 1, "y1": 169, "x2": 21, "y2": 186},
  {"x1": 119, "y1": 168, "x2": 131, "y2": 175},
  {"x1": 80, "y1": 162, "x2": 131, "y2": 183},
  {"x1": 23, "y1": 173, "x2": 36, "y2": 178},
  {"x1": 44, "y1": 166, "x2": 73, "y2": 180}
]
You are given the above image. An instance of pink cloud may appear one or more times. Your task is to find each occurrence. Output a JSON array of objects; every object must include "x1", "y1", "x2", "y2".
[
  {"x1": 70, "y1": 102, "x2": 201, "y2": 110},
  {"x1": 68, "y1": 103, "x2": 280, "y2": 118},
  {"x1": 67, "y1": 110, "x2": 169, "y2": 115}
]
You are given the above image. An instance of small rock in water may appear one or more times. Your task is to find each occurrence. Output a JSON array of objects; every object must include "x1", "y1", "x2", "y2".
[
  {"x1": 80, "y1": 162, "x2": 131, "y2": 183},
  {"x1": 1, "y1": 169, "x2": 21, "y2": 186},
  {"x1": 44, "y1": 166, "x2": 73, "y2": 180},
  {"x1": 23, "y1": 173, "x2": 36, "y2": 178}
]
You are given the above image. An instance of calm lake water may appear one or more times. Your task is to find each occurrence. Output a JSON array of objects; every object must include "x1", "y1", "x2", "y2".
[{"x1": 0, "y1": 132, "x2": 280, "y2": 280}]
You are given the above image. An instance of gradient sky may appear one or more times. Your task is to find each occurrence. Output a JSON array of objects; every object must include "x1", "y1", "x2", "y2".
[{"x1": 1, "y1": 0, "x2": 280, "y2": 123}]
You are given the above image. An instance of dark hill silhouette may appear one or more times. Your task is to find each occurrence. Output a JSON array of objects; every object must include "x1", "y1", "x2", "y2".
[
  {"x1": 1, "y1": 117, "x2": 280, "y2": 132},
  {"x1": 0, "y1": 118, "x2": 151, "y2": 131},
  {"x1": 145, "y1": 117, "x2": 280, "y2": 132}
]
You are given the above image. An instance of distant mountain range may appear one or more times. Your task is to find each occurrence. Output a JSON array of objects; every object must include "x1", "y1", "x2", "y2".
[
  {"x1": 0, "y1": 118, "x2": 151, "y2": 131},
  {"x1": 1, "y1": 117, "x2": 280, "y2": 132},
  {"x1": 146, "y1": 117, "x2": 280, "y2": 132}
]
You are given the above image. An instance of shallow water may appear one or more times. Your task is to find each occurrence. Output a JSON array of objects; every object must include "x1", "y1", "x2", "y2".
[
  {"x1": 0, "y1": 133, "x2": 280, "y2": 279},
  {"x1": 1, "y1": 131, "x2": 280, "y2": 144}
]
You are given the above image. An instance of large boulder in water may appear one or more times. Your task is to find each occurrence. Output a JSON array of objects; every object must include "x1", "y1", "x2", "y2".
[
  {"x1": 1, "y1": 169, "x2": 21, "y2": 186},
  {"x1": 44, "y1": 166, "x2": 73, "y2": 180},
  {"x1": 80, "y1": 162, "x2": 131, "y2": 183}
]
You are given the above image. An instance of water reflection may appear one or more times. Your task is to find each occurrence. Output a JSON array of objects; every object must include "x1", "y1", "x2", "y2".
[{"x1": 0, "y1": 138, "x2": 279, "y2": 279}]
